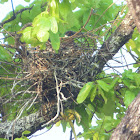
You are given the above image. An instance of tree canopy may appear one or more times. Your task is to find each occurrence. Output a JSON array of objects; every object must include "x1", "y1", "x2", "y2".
[{"x1": 0, "y1": 0, "x2": 140, "y2": 140}]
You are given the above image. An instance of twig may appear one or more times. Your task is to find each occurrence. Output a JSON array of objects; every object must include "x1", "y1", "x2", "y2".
[
  {"x1": 41, "y1": 70, "x2": 61, "y2": 127},
  {"x1": 27, "y1": 93, "x2": 38, "y2": 110},
  {"x1": 92, "y1": 2, "x2": 115, "y2": 29},
  {"x1": 6, "y1": 98, "x2": 32, "y2": 138},
  {"x1": 0, "y1": 5, "x2": 34, "y2": 27},
  {"x1": 11, "y1": 0, "x2": 15, "y2": 17}
]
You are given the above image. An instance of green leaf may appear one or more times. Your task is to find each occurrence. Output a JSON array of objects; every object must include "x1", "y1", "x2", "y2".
[
  {"x1": 123, "y1": 80, "x2": 131, "y2": 87},
  {"x1": 98, "y1": 86, "x2": 107, "y2": 104},
  {"x1": 40, "y1": 43, "x2": 46, "y2": 50},
  {"x1": 124, "y1": 91, "x2": 135, "y2": 107},
  {"x1": 21, "y1": 27, "x2": 32, "y2": 43},
  {"x1": 97, "y1": 80, "x2": 110, "y2": 92},
  {"x1": 67, "y1": 11, "x2": 80, "y2": 29},
  {"x1": 69, "y1": 0, "x2": 75, "y2": 2},
  {"x1": 77, "y1": 82, "x2": 94, "y2": 103},
  {"x1": 22, "y1": 130, "x2": 31, "y2": 135},
  {"x1": 134, "y1": 74, "x2": 140, "y2": 87},
  {"x1": 61, "y1": 120, "x2": 67, "y2": 132},
  {"x1": 0, "y1": 0, "x2": 8, "y2": 4},
  {"x1": 93, "y1": 133, "x2": 99, "y2": 140},
  {"x1": 127, "y1": 39, "x2": 140, "y2": 57},
  {"x1": 75, "y1": 105, "x2": 90, "y2": 131},
  {"x1": 0, "y1": 138, "x2": 8, "y2": 140},
  {"x1": 36, "y1": 27, "x2": 49, "y2": 42},
  {"x1": 14, "y1": 138, "x2": 24, "y2": 140},
  {"x1": 101, "y1": 99, "x2": 115, "y2": 116},
  {"x1": 50, "y1": 17, "x2": 58, "y2": 34},
  {"x1": 110, "y1": 77, "x2": 119, "y2": 89},
  {"x1": 90, "y1": 85, "x2": 97, "y2": 102},
  {"x1": 33, "y1": 17, "x2": 51, "y2": 31},
  {"x1": 0, "y1": 46, "x2": 12, "y2": 61},
  {"x1": 86, "y1": 104, "x2": 95, "y2": 119},
  {"x1": 59, "y1": 0, "x2": 71, "y2": 20},
  {"x1": 50, "y1": 31, "x2": 60, "y2": 52}
]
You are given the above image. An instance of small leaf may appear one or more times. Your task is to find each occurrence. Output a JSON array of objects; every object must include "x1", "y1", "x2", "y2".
[
  {"x1": 86, "y1": 104, "x2": 95, "y2": 119},
  {"x1": 50, "y1": 17, "x2": 58, "y2": 34},
  {"x1": 61, "y1": 120, "x2": 67, "y2": 132},
  {"x1": 98, "y1": 86, "x2": 107, "y2": 104},
  {"x1": 77, "y1": 82, "x2": 94, "y2": 103},
  {"x1": 124, "y1": 91, "x2": 135, "y2": 107},
  {"x1": 90, "y1": 85, "x2": 97, "y2": 102},
  {"x1": 22, "y1": 130, "x2": 31, "y2": 135},
  {"x1": 55, "y1": 120, "x2": 61, "y2": 127},
  {"x1": 110, "y1": 77, "x2": 119, "y2": 89},
  {"x1": 67, "y1": 109, "x2": 81, "y2": 123},
  {"x1": 14, "y1": 138, "x2": 24, "y2": 140},
  {"x1": 97, "y1": 80, "x2": 110, "y2": 92}
]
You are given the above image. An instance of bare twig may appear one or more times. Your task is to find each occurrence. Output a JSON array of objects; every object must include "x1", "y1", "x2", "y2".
[{"x1": 41, "y1": 70, "x2": 61, "y2": 127}]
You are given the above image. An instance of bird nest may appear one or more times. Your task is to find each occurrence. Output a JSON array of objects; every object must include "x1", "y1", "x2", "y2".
[{"x1": 14, "y1": 32, "x2": 96, "y2": 120}]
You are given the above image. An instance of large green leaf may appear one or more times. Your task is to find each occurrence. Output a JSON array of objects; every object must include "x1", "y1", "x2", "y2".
[{"x1": 77, "y1": 82, "x2": 94, "y2": 103}]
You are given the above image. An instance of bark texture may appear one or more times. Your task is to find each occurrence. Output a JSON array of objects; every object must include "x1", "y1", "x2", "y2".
[
  {"x1": 110, "y1": 94, "x2": 140, "y2": 140},
  {"x1": 127, "y1": 0, "x2": 140, "y2": 32}
]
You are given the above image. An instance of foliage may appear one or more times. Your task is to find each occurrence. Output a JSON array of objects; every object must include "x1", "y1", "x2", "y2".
[
  {"x1": 14, "y1": 131, "x2": 30, "y2": 140},
  {"x1": 0, "y1": 0, "x2": 140, "y2": 140}
]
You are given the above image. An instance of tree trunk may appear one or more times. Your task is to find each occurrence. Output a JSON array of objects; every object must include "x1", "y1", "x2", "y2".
[{"x1": 110, "y1": 94, "x2": 140, "y2": 140}]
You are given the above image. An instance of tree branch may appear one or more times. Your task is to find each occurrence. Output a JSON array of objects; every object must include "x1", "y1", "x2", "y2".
[
  {"x1": 89, "y1": 12, "x2": 135, "y2": 80},
  {"x1": 110, "y1": 93, "x2": 140, "y2": 140},
  {"x1": 0, "y1": 5, "x2": 34, "y2": 27}
]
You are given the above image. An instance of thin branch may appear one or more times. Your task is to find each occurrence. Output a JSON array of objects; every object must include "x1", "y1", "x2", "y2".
[
  {"x1": 41, "y1": 70, "x2": 61, "y2": 127},
  {"x1": 11, "y1": 0, "x2": 15, "y2": 17},
  {"x1": 0, "y1": 5, "x2": 34, "y2": 27}
]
